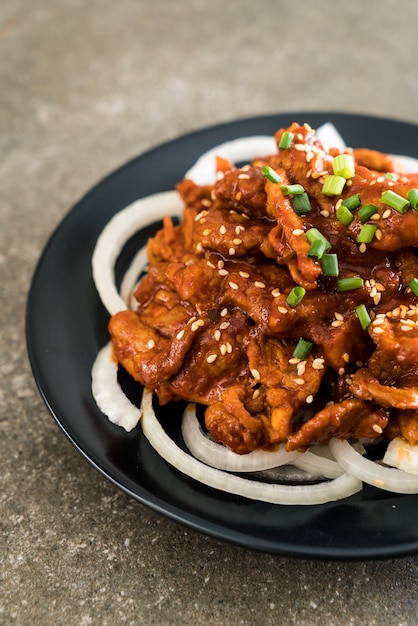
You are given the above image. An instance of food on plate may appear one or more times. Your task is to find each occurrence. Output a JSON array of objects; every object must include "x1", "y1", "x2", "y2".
[{"x1": 92, "y1": 121, "x2": 418, "y2": 503}]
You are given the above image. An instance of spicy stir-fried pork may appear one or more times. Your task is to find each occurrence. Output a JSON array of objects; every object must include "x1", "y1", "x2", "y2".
[{"x1": 109, "y1": 123, "x2": 418, "y2": 455}]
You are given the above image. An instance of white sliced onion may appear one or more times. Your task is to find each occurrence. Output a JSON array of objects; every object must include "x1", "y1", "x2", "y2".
[
  {"x1": 383, "y1": 437, "x2": 418, "y2": 476},
  {"x1": 141, "y1": 390, "x2": 362, "y2": 505},
  {"x1": 119, "y1": 244, "x2": 149, "y2": 309},
  {"x1": 329, "y1": 438, "x2": 418, "y2": 494},
  {"x1": 185, "y1": 136, "x2": 277, "y2": 185},
  {"x1": 181, "y1": 403, "x2": 298, "y2": 472},
  {"x1": 91, "y1": 342, "x2": 142, "y2": 432},
  {"x1": 92, "y1": 190, "x2": 183, "y2": 316},
  {"x1": 291, "y1": 445, "x2": 344, "y2": 479},
  {"x1": 316, "y1": 123, "x2": 347, "y2": 151}
]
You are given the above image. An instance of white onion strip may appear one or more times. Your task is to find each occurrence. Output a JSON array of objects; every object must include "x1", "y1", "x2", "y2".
[
  {"x1": 291, "y1": 446, "x2": 344, "y2": 480},
  {"x1": 91, "y1": 342, "x2": 142, "y2": 432},
  {"x1": 181, "y1": 403, "x2": 298, "y2": 472},
  {"x1": 329, "y1": 439, "x2": 418, "y2": 494},
  {"x1": 92, "y1": 191, "x2": 183, "y2": 316},
  {"x1": 141, "y1": 390, "x2": 362, "y2": 505}
]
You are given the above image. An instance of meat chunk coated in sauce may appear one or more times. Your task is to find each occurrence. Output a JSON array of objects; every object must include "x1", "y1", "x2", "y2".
[{"x1": 108, "y1": 122, "x2": 418, "y2": 454}]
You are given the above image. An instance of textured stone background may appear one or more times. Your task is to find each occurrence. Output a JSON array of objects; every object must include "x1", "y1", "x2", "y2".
[{"x1": 2, "y1": 1, "x2": 418, "y2": 624}]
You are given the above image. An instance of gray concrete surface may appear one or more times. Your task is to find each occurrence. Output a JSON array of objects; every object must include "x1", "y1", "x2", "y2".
[{"x1": 2, "y1": 0, "x2": 418, "y2": 624}]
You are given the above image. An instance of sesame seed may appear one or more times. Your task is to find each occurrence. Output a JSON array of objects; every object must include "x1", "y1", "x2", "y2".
[
  {"x1": 217, "y1": 259, "x2": 224, "y2": 269},
  {"x1": 271, "y1": 288, "x2": 281, "y2": 297},
  {"x1": 372, "y1": 327, "x2": 384, "y2": 334},
  {"x1": 375, "y1": 229, "x2": 383, "y2": 241},
  {"x1": 312, "y1": 358, "x2": 325, "y2": 370},
  {"x1": 401, "y1": 324, "x2": 414, "y2": 331},
  {"x1": 195, "y1": 210, "x2": 208, "y2": 221},
  {"x1": 235, "y1": 191, "x2": 242, "y2": 201},
  {"x1": 320, "y1": 210, "x2": 330, "y2": 218},
  {"x1": 338, "y1": 367, "x2": 345, "y2": 376},
  {"x1": 206, "y1": 354, "x2": 218, "y2": 363},
  {"x1": 251, "y1": 368, "x2": 261, "y2": 380},
  {"x1": 233, "y1": 238, "x2": 243, "y2": 245},
  {"x1": 218, "y1": 268, "x2": 229, "y2": 276},
  {"x1": 201, "y1": 198, "x2": 211, "y2": 207},
  {"x1": 371, "y1": 213, "x2": 380, "y2": 221},
  {"x1": 220, "y1": 307, "x2": 228, "y2": 317},
  {"x1": 372, "y1": 317, "x2": 385, "y2": 325},
  {"x1": 377, "y1": 176, "x2": 385, "y2": 183},
  {"x1": 373, "y1": 293, "x2": 382, "y2": 305},
  {"x1": 370, "y1": 287, "x2": 377, "y2": 298},
  {"x1": 196, "y1": 242, "x2": 204, "y2": 253},
  {"x1": 306, "y1": 394, "x2": 314, "y2": 404},
  {"x1": 369, "y1": 179, "x2": 377, "y2": 186},
  {"x1": 373, "y1": 424, "x2": 383, "y2": 434},
  {"x1": 226, "y1": 342, "x2": 233, "y2": 353},
  {"x1": 238, "y1": 173, "x2": 250, "y2": 179},
  {"x1": 346, "y1": 179, "x2": 353, "y2": 187},
  {"x1": 306, "y1": 151, "x2": 314, "y2": 163},
  {"x1": 220, "y1": 344, "x2": 227, "y2": 356},
  {"x1": 229, "y1": 248, "x2": 236, "y2": 256},
  {"x1": 292, "y1": 228, "x2": 304, "y2": 236},
  {"x1": 176, "y1": 329, "x2": 185, "y2": 340},
  {"x1": 289, "y1": 357, "x2": 301, "y2": 364},
  {"x1": 191, "y1": 320, "x2": 205, "y2": 332},
  {"x1": 335, "y1": 312, "x2": 344, "y2": 321},
  {"x1": 219, "y1": 225, "x2": 227, "y2": 235},
  {"x1": 254, "y1": 281, "x2": 266, "y2": 289},
  {"x1": 359, "y1": 243, "x2": 367, "y2": 253},
  {"x1": 203, "y1": 228, "x2": 212, "y2": 236},
  {"x1": 382, "y1": 209, "x2": 391, "y2": 219},
  {"x1": 206, "y1": 261, "x2": 216, "y2": 269},
  {"x1": 214, "y1": 330, "x2": 221, "y2": 341},
  {"x1": 294, "y1": 378, "x2": 305, "y2": 385},
  {"x1": 228, "y1": 281, "x2": 239, "y2": 290},
  {"x1": 239, "y1": 271, "x2": 250, "y2": 278},
  {"x1": 331, "y1": 320, "x2": 343, "y2": 328},
  {"x1": 252, "y1": 389, "x2": 260, "y2": 399},
  {"x1": 297, "y1": 133, "x2": 304, "y2": 141},
  {"x1": 297, "y1": 362, "x2": 306, "y2": 376},
  {"x1": 147, "y1": 339, "x2": 155, "y2": 349},
  {"x1": 219, "y1": 321, "x2": 230, "y2": 330},
  {"x1": 278, "y1": 306, "x2": 288, "y2": 314},
  {"x1": 235, "y1": 225, "x2": 245, "y2": 234}
]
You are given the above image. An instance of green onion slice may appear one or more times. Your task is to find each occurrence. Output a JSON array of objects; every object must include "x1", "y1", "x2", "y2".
[
  {"x1": 308, "y1": 239, "x2": 328, "y2": 259},
  {"x1": 278, "y1": 131, "x2": 294, "y2": 150},
  {"x1": 336, "y1": 205, "x2": 354, "y2": 226},
  {"x1": 357, "y1": 224, "x2": 377, "y2": 243},
  {"x1": 341, "y1": 193, "x2": 361, "y2": 211},
  {"x1": 332, "y1": 154, "x2": 355, "y2": 179},
  {"x1": 337, "y1": 277, "x2": 364, "y2": 292},
  {"x1": 293, "y1": 338, "x2": 313, "y2": 360},
  {"x1": 358, "y1": 203, "x2": 379, "y2": 223},
  {"x1": 381, "y1": 190, "x2": 410, "y2": 214},
  {"x1": 261, "y1": 165, "x2": 282, "y2": 184},
  {"x1": 356, "y1": 304, "x2": 371, "y2": 330},
  {"x1": 321, "y1": 253, "x2": 339, "y2": 276},
  {"x1": 306, "y1": 228, "x2": 332, "y2": 251},
  {"x1": 322, "y1": 175, "x2": 346, "y2": 196},
  {"x1": 281, "y1": 183, "x2": 305, "y2": 195},
  {"x1": 409, "y1": 277, "x2": 418, "y2": 297},
  {"x1": 292, "y1": 192, "x2": 312, "y2": 214},
  {"x1": 286, "y1": 286, "x2": 306, "y2": 307},
  {"x1": 407, "y1": 188, "x2": 418, "y2": 210},
  {"x1": 384, "y1": 172, "x2": 397, "y2": 181}
]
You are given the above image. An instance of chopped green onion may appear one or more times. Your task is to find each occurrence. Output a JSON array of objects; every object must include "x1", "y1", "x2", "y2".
[
  {"x1": 356, "y1": 304, "x2": 371, "y2": 330},
  {"x1": 332, "y1": 154, "x2": 355, "y2": 179},
  {"x1": 278, "y1": 131, "x2": 294, "y2": 150},
  {"x1": 409, "y1": 277, "x2": 418, "y2": 297},
  {"x1": 292, "y1": 192, "x2": 312, "y2": 214},
  {"x1": 337, "y1": 276, "x2": 364, "y2": 292},
  {"x1": 384, "y1": 172, "x2": 397, "y2": 181},
  {"x1": 308, "y1": 239, "x2": 328, "y2": 259},
  {"x1": 293, "y1": 338, "x2": 313, "y2": 360},
  {"x1": 341, "y1": 193, "x2": 361, "y2": 211},
  {"x1": 407, "y1": 188, "x2": 418, "y2": 210},
  {"x1": 357, "y1": 223, "x2": 378, "y2": 243},
  {"x1": 322, "y1": 175, "x2": 346, "y2": 196},
  {"x1": 281, "y1": 183, "x2": 305, "y2": 195},
  {"x1": 336, "y1": 204, "x2": 354, "y2": 226},
  {"x1": 306, "y1": 228, "x2": 332, "y2": 252},
  {"x1": 261, "y1": 165, "x2": 282, "y2": 184},
  {"x1": 358, "y1": 203, "x2": 379, "y2": 223},
  {"x1": 321, "y1": 253, "x2": 339, "y2": 276},
  {"x1": 381, "y1": 190, "x2": 410, "y2": 213},
  {"x1": 286, "y1": 286, "x2": 306, "y2": 307}
]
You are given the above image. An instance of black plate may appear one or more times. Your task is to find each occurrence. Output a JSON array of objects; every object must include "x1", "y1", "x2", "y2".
[{"x1": 26, "y1": 112, "x2": 418, "y2": 560}]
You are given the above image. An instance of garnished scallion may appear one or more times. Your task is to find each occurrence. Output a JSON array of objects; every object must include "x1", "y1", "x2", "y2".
[
  {"x1": 261, "y1": 165, "x2": 282, "y2": 184},
  {"x1": 306, "y1": 228, "x2": 331, "y2": 252},
  {"x1": 356, "y1": 304, "x2": 371, "y2": 330},
  {"x1": 341, "y1": 193, "x2": 361, "y2": 210},
  {"x1": 332, "y1": 154, "x2": 355, "y2": 179},
  {"x1": 281, "y1": 183, "x2": 305, "y2": 195},
  {"x1": 357, "y1": 223, "x2": 378, "y2": 243},
  {"x1": 322, "y1": 175, "x2": 346, "y2": 197},
  {"x1": 292, "y1": 192, "x2": 312, "y2": 214},
  {"x1": 384, "y1": 172, "x2": 397, "y2": 181},
  {"x1": 278, "y1": 131, "x2": 294, "y2": 150},
  {"x1": 337, "y1": 277, "x2": 364, "y2": 292},
  {"x1": 409, "y1": 277, "x2": 418, "y2": 297},
  {"x1": 293, "y1": 338, "x2": 313, "y2": 360},
  {"x1": 321, "y1": 253, "x2": 339, "y2": 276},
  {"x1": 358, "y1": 203, "x2": 379, "y2": 223},
  {"x1": 336, "y1": 205, "x2": 354, "y2": 226},
  {"x1": 381, "y1": 190, "x2": 410, "y2": 214},
  {"x1": 308, "y1": 239, "x2": 328, "y2": 259},
  {"x1": 286, "y1": 286, "x2": 306, "y2": 307},
  {"x1": 407, "y1": 188, "x2": 418, "y2": 210}
]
